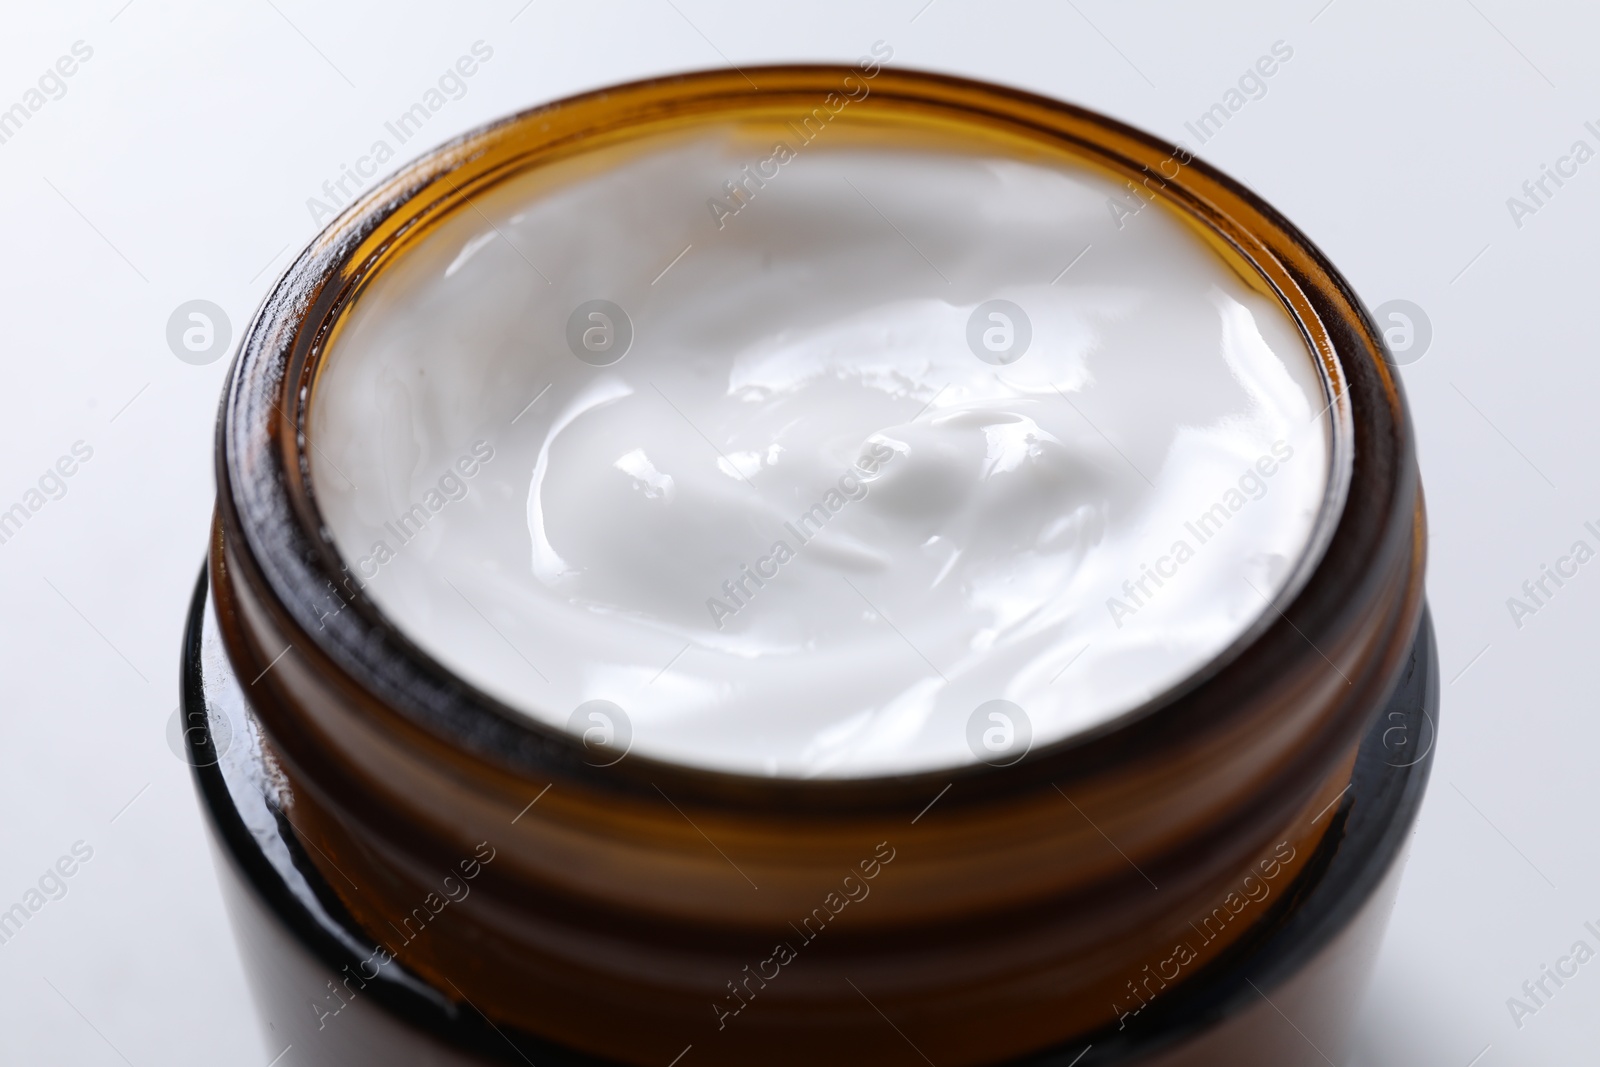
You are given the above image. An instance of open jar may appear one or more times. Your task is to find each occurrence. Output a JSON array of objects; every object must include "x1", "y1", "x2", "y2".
[{"x1": 184, "y1": 63, "x2": 1433, "y2": 1066}]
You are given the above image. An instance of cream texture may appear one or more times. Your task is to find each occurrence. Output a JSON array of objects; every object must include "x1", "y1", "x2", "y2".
[{"x1": 310, "y1": 127, "x2": 1331, "y2": 778}]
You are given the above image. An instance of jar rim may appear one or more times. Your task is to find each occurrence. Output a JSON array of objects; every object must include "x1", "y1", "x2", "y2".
[{"x1": 215, "y1": 64, "x2": 1412, "y2": 811}]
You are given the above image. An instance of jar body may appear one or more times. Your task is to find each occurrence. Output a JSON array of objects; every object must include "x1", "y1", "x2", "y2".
[{"x1": 185, "y1": 570, "x2": 1436, "y2": 1067}]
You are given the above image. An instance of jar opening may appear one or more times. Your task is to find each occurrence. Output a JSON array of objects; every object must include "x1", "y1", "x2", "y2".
[{"x1": 298, "y1": 79, "x2": 1346, "y2": 780}]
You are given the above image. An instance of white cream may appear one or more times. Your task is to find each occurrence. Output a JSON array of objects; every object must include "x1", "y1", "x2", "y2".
[{"x1": 310, "y1": 126, "x2": 1331, "y2": 778}]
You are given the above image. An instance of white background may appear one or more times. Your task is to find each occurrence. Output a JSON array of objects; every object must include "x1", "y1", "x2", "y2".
[{"x1": 0, "y1": 1, "x2": 1594, "y2": 1064}]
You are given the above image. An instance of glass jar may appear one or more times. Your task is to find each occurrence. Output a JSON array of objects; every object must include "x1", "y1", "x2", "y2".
[{"x1": 184, "y1": 64, "x2": 1433, "y2": 1067}]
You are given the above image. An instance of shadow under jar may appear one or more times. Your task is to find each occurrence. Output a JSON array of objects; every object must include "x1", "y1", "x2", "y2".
[{"x1": 184, "y1": 64, "x2": 1433, "y2": 1067}]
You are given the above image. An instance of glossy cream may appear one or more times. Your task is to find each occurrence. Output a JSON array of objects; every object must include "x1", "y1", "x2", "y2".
[{"x1": 309, "y1": 127, "x2": 1331, "y2": 778}]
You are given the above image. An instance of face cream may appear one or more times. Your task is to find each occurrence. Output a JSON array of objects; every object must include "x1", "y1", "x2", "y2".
[{"x1": 310, "y1": 130, "x2": 1330, "y2": 777}]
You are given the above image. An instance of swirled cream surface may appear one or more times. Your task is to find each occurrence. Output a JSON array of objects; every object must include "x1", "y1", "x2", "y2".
[{"x1": 310, "y1": 126, "x2": 1331, "y2": 778}]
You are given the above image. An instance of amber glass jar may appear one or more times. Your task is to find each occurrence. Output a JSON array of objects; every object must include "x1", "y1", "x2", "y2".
[{"x1": 185, "y1": 66, "x2": 1432, "y2": 1066}]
